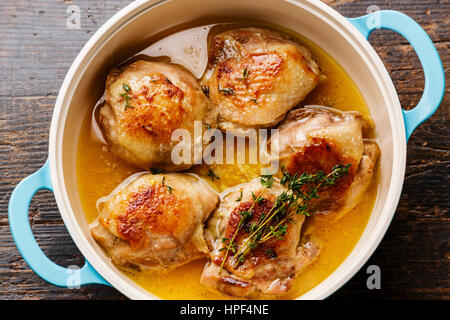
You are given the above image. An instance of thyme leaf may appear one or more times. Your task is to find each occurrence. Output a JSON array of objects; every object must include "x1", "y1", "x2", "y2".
[
  {"x1": 207, "y1": 169, "x2": 220, "y2": 181},
  {"x1": 236, "y1": 191, "x2": 243, "y2": 202}
]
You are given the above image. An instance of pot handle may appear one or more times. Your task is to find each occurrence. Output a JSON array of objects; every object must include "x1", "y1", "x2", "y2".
[
  {"x1": 8, "y1": 159, "x2": 110, "y2": 287},
  {"x1": 347, "y1": 10, "x2": 445, "y2": 141}
]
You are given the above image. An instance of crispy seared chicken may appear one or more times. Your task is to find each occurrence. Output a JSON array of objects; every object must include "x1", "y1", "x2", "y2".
[
  {"x1": 99, "y1": 60, "x2": 215, "y2": 171},
  {"x1": 271, "y1": 106, "x2": 379, "y2": 215},
  {"x1": 201, "y1": 178, "x2": 319, "y2": 297},
  {"x1": 91, "y1": 173, "x2": 218, "y2": 271},
  {"x1": 202, "y1": 28, "x2": 321, "y2": 132}
]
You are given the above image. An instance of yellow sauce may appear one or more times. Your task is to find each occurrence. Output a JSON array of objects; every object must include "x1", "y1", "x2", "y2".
[{"x1": 76, "y1": 22, "x2": 379, "y2": 300}]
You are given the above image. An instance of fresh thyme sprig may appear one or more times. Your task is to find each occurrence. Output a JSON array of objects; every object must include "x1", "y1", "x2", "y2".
[
  {"x1": 201, "y1": 85, "x2": 210, "y2": 97},
  {"x1": 219, "y1": 163, "x2": 351, "y2": 270},
  {"x1": 150, "y1": 168, "x2": 164, "y2": 175},
  {"x1": 219, "y1": 181, "x2": 270, "y2": 273},
  {"x1": 242, "y1": 67, "x2": 250, "y2": 80},
  {"x1": 218, "y1": 174, "x2": 275, "y2": 272},
  {"x1": 120, "y1": 83, "x2": 134, "y2": 111},
  {"x1": 235, "y1": 191, "x2": 243, "y2": 202}
]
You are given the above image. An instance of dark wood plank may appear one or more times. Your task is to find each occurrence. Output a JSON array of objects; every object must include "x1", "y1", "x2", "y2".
[{"x1": 0, "y1": 0, "x2": 448, "y2": 300}]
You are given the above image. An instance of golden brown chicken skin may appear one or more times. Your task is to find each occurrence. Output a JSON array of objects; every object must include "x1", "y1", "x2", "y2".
[
  {"x1": 202, "y1": 28, "x2": 320, "y2": 132},
  {"x1": 271, "y1": 106, "x2": 379, "y2": 215},
  {"x1": 100, "y1": 60, "x2": 215, "y2": 171},
  {"x1": 201, "y1": 178, "x2": 319, "y2": 298},
  {"x1": 91, "y1": 173, "x2": 219, "y2": 271}
]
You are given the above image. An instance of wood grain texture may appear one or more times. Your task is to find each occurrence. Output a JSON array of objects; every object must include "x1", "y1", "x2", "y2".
[{"x1": 0, "y1": 0, "x2": 448, "y2": 300}]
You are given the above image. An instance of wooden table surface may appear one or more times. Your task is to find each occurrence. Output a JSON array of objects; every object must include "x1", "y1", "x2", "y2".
[{"x1": 0, "y1": 0, "x2": 448, "y2": 300}]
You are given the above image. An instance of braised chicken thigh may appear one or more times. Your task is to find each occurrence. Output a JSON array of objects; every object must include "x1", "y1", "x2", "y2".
[
  {"x1": 99, "y1": 60, "x2": 215, "y2": 171},
  {"x1": 201, "y1": 178, "x2": 319, "y2": 297},
  {"x1": 271, "y1": 106, "x2": 379, "y2": 215},
  {"x1": 202, "y1": 28, "x2": 320, "y2": 132},
  {"x1": 90, "y1": 173, "x2": 218, "y2": 271}
]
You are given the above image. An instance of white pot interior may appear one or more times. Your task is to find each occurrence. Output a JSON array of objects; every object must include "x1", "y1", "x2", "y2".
[{"x1": 50, "y1": 0, "x2": 406, "y2": 299}]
